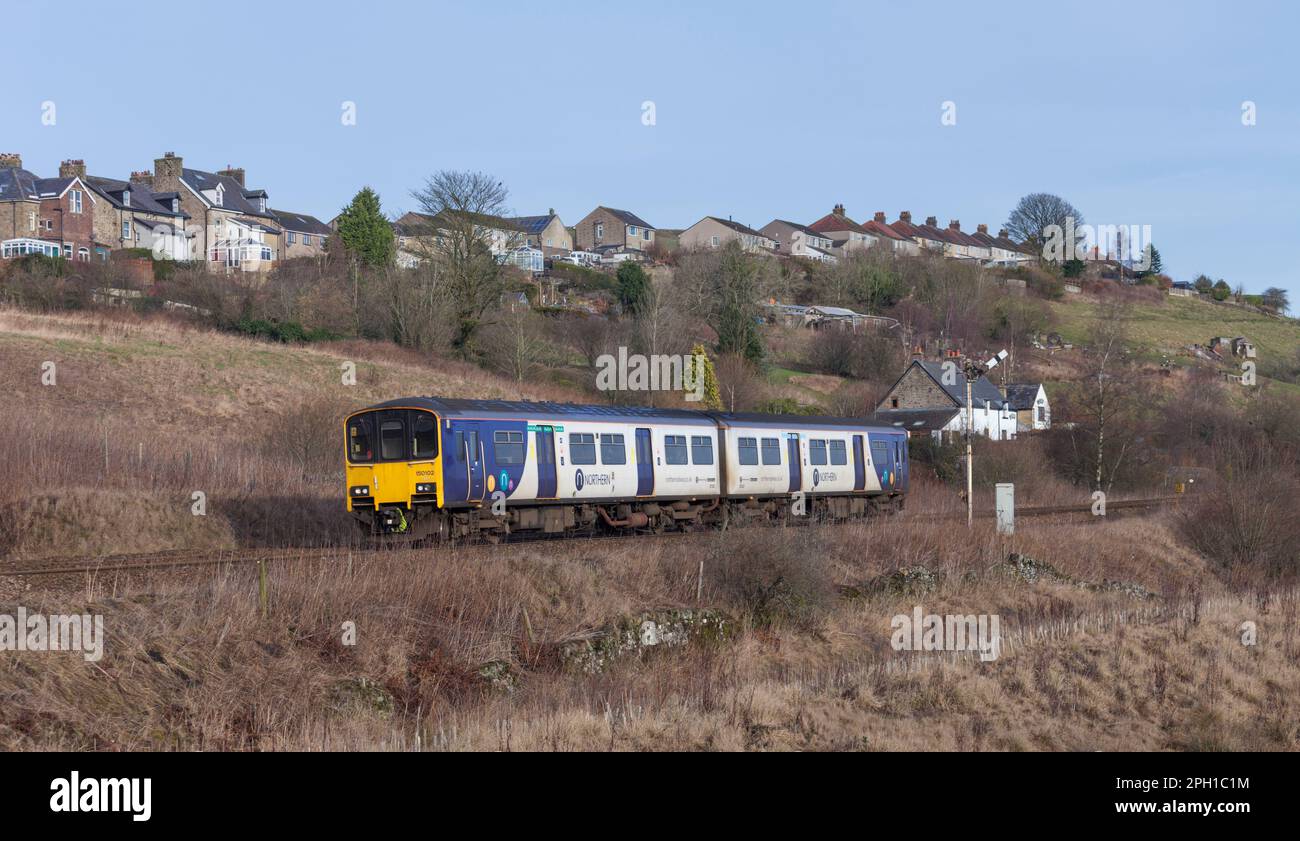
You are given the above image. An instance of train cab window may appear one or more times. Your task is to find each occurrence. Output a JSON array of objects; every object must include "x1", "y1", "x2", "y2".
[
  {"x1": 379, "y1": 418, "x2": 406, "y2": 461},
  {"x1": 599, "y1": 433, "x2": 626, "y2": 465},
  {"x1": 570, "y1": 433, "x2": 597, "y2": 465},
  {"x1": 347, "y1": 415, "x2": 375, "y2": 463},
  {"x1": 809, "y1": 439, "x2": 828, "y2": 466},
  {"x1": 664, "y1": 435, "x2": 688, "y2": 465},
  {"x1": 690, "y1": 435, "x2": 714, "y2": 465},
  {"x1": 871, "y1": 441, "x2": 889, "y2": 464},
  {"x1": 761, "y1": 437, "x2": 781, "y2": 465},
  {"x1": 411, "y1": 413, "x2": 438, "y2": 459},
  {"x1": 737, "y1": 437, "x2": 759, "y2": 466},
  {"x1": 494, "y1": 430, "x2": 526, "y2": 464},
  {"x1": 829, "y1": 440, "x2": 848, "y2": 466}
]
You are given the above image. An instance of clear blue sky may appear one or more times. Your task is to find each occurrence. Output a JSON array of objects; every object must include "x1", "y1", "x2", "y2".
[{"x1": 5, "y1": 0, "x2": 1297, "y2": 300}]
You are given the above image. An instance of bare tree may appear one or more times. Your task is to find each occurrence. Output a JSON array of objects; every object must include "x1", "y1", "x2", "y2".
[
  {"x1": 480, "y1": 307, "x2": 554, "y2": 383},
  {"x1": 410, "y1": 170, "x2": 520, "y2": 352},
  {"x1": 1066, "y1": 300, "x2": 1144, "y2": 491},
  {"x1": 1005, "y1": 192, "x2": 1084, "y2": 252}
]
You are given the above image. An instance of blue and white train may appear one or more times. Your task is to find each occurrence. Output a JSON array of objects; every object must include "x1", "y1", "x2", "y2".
[{"x1": 344, "y1": 397, "x2": 908, "y2": 540}]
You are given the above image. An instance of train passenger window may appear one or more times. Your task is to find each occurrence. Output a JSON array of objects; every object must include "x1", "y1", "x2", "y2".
[
  {"x1": 761, "y1": 438, "x2": 781, "y2": 465},
  {"x1": 380, "y1": 419, "x2": 405, "y2": 461},
  {"x1": 809, "y1": 439, "x2": 827, "y2": 466},
  {"x1": 494, "y1": 430, "x2": 526, "y2": 464},
  {"x1": 412, "y1": 413, "x2": 438, "y2": 459},
  {"x1": 737, "y1": 437, "x2": 759, "y2": 466},
  {"x1": 599, "y1": 433, "x2": 626, "y2": 464},
  {"x1": 829, "y1": 440, "x2": 847, "y2": 466},
  {"x1": 664, "y1": 435, "x2": 688, "y2": 465},
  {"x1": 690, "y1": 435, "x2": 713, "y2": 465},
  {"x1": 346, "y1": 415, "x2": 374, "y2": 463},
  {"x1": 570, "y1": 433, "x2": 596, "y2": 465}
]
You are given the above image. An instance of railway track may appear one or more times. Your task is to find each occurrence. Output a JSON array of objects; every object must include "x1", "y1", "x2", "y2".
[{"x1": 0, "y1": 495, "x2": 1180, "y2": 579}]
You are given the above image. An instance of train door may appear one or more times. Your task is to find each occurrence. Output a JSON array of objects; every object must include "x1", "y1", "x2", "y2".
[
  {"x1": 852, "y1": 434, "x2": 866, "y2": 491},
  {"x1": 871, "y1": 438, "x2": 892, "y2": 491},
  {"x1": 372, "y1": 410, "x2": 410, "y2": 503},
  {"x1": 535, "y1": 426, "x2": 557, "y2": 499},
  {"x1": 452, "y1": 422, "x2": 485, "y2": 503},
  {"x1": 786, "y1": 433, "x2": 802, "y2": 493},
  {"x1": 894, "y1": 437, "x2": 907, "y2": 490},
  {"x1": 634, "y1": 428, "x2": 654, "y2": 496}
]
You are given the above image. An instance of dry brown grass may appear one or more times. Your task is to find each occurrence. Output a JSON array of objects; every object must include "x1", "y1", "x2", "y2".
[{"x1": 1, "y1": 516, "x2": 1295, "y2": 751}]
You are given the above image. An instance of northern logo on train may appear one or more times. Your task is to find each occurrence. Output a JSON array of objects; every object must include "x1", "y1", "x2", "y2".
[
  {"x1": 575, "y1": 469, "x2": 585, "y2": 491},
  {"x1": 812, "y1": 468, "x2": 820, "y2": 487}
]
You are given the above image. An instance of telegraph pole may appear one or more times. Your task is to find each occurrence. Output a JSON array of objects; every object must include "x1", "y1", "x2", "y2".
[{"x1": 962, "y1": 349, "x2": 1009, "y2": 528}]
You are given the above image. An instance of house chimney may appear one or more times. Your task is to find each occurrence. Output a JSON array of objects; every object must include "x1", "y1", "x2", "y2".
[
  {"x1": 154, "y1": 152, "x2": 183, "y2": 190},
  {"x1": 833, "y1": 203, "x2": 845, "y2": 217},
  {"x1": 0, "y1": 152, "x2": 23, "y2": 169},
  {"x1": 548, "y1": 208, "x2": 555, "y2": 216},
  {"x1": 59, "y1": 159, "x2": 86, "y2": 179},
  {"x1": 925, "y1": 216, "x2": 938, "y2": 227},
  {"x1": 874, "y1": 212, "x2": 887, "y2": 223},
  {"x1": 948, "y1": 219, "x2": 961, "y2": 231},
  {"x1": 130, "y1": 170, "x2": 154, "y2": 188},
  {"x1": 977, "y1": 223, "x2": 988, "y2": 235},
  {"x1": 899, "y1": 211, "x2": 912, "y2": 223},
  {"x1": 997, "y1": 228, "x2": 1009, "y2": 239},
  {"x1": 218, "y1": 166, "x2": 246, "y2": 188}
]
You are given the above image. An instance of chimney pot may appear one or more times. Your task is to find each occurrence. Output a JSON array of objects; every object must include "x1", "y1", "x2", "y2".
[
  {"x1": 977, "y1": 223, "x2": 988, "y2": 235},
  {"x1": 948, "y1": 219, "x2": 960, "y2": 231},
  {"x1": 899, "y1": 211, "x2": 912, "y2": 223},
  {"x1": 998, "y1": 228, "x2": 1009, "y2": 239},
  {"x1": 218, "y1": 166, "x2": 246, "y2": 188},
  {"x1": 833, "y1": 203, "x2": 845, "y2": 217},
  {"x1": 925, "y1": 216, "x2": 938, "y2": 227},
  {"x1": 0, "y1": 152, "x2": 21, "y2": 169},
  {"x1": 874, "y1": 212, "x2": 886, "y2": 223}
]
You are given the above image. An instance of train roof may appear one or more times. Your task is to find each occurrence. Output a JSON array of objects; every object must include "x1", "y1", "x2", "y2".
[{"x1": 364, "y1": 397, "x2": 904, "y2": 433}]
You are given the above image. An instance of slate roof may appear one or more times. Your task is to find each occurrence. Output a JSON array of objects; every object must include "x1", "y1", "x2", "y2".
[
  {"x1": 181, "y1": 168, "x2": 273, "y2": 217},
  {"x1": 601, "y1": 207, "x2": 654, "y2": 230},
  {"x1": 85, "y1": 176, "x2": 188, "y2": 219},
  {"x1": 1003, "y1": 383, "x2": 1044, "y2": 411},
  {"x1": 872, "y1": 408, "x2": 961, "y2": 431},
  {"x1": 270, "y1": 209, "x2": 332, "y2": 236},
  {"x1": 0, "y1": 167, "x2": 39, "y2": 201},
  {"x1": 895, "y1": 360, "x2": 1009, "y2": 410}
]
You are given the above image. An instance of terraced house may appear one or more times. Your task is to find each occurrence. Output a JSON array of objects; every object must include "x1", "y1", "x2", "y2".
[
  {"x1": 0, "y1": 153, "x2": 103, "y2": 261},
  {"x1": 136, "y1": 152, "x2": 281, "y2": 272},
  {"x1": 270, "y1": 209, "x2": 331, "y2": 259}
]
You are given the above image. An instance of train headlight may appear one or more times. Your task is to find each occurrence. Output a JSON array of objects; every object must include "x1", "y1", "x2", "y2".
[
  {"x1": 415, "y1": 483, "x2": 434, "y2": 494},
  {"x1": 350, "y1": 485, "x2": 370, "y2": 496}
]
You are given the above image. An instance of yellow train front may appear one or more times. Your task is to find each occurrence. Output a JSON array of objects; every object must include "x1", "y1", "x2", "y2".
[{"x1": 344, "y1": 400, "x2": 448, "y2": 541}]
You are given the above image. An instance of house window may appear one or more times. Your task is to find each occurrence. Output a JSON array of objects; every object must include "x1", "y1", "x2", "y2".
[
  {"x1": 261, "y1": 246, "x2": 273, "y2": 261},
  {"x1": 761, "y1": 438, "x2": 781, "y2": 465},
  {"x1": 77, "y1": 247, "x2": 89, "y2": 261},
  {"x1": 63, "y1": 244, "x2": 72, "y2": 258},
  {"x1": 213, "y1": 185, "x2": 223, "y2": 206},
  {"x1": 690, "y1": 435, "x2": 714, "y2": 465},
  {"x1": 70, "y1": 190, "x2": 83, "y2": 214},
  {"x1": 288, "y1": 232, "x2": 297, "y2": 244},
  {"x1": 644, "y1": 229, "x2": 651, "y2": 241},
  {"x1": 629, "y1": 226, "x2": 638, "y2": 237},
  {"x1": 710, "y1": 235, "x2": 719, "y2": 247},
  {"x1": 123, "y1": 190, "x2": 131, "y2": 207},
  {"x1": 1036, "y1": 405, "x2": 1045, "y2": 422},
  {"x1": 890, "y1": 398, "x2": 899, "y2": 408},
  {"x1": 122, "y1": 220, "x2": 131, "y2": 241},
  {"x1": 171, "y1": 199, "x2": 179, "y2": 213},
  {"x1": 595, "y1": 222, "x2": 604, "y2": 242},
  {"x1": 737, "y1": 437, "x2": 759, "y2": 466},
  {"x1": 27, "y1": 212, "x2": 35, "y2": 232}
]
